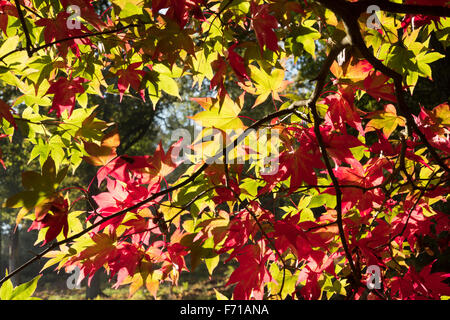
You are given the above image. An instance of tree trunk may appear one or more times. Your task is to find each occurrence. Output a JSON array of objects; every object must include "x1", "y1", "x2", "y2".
[
  {"x1": 8, "y1": 227, "x2": 20, "y2": 286},
  {"x1": 86, "y1": 271, "x2": 102, "y2": 299}
]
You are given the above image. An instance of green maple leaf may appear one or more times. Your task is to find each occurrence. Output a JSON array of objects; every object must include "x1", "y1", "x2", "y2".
[
  {"x1": 189, "y1": 95, "x2": 244, "y2": 131},
  {"x1": 366, "y1": 104, "x2": 406, "y2": 138},
  {"x1": 239, "y1": 65, "x2": 291, "y2": 108}
]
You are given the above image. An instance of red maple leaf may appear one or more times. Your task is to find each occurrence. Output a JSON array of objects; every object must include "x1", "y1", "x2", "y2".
[
  {"x1": 414, "y1": 104, "x2": 450, "y2": 154},
  {"x1": 226, "y1": 243, "x2": 272, "y2": 300},
  {"x1": 66, "y1": 232, "x2": 117, "y2": 285},
  {"x1": 331, "y1": 58, "x2": 396, "y2": 103},
  {"x1": 355, "y1": 216, "x2": 393, "y2": 265},
  {"x1": 389, "y1": 197, "x2": 442, "y2": 249},
  {"x1": 108, "y1": 243, "x2": 143, "y2": 288},
  {"x1": 46, "y1": 77, "x2": 87, "y2": 117},
  {"x1": 323, "y1": 93, "x2": 364, "y2": 135},
  {"x1": 96, "y1": 155, "x2": 154, "y2": 187},
  {"x1": 401, "y1": 0, "x2": 448, "y2": 31},
  {"x1": 295, "y1": 249, "x2": 339, "y2": 299},
  {"x1": 274, "y1": 217, "x2": 315, "y2": 259},
  {"x1": 260, "y1": 145, "x2": 325, "y2": 195},
  {"x1": 28, "y1": 195, "x2": 69, "y2": 245},
  {"x1": 0, "y1": 99, "x2": 16, "y2": 128},
  {"x1": 147, "y1": 140, "x2": 182, "y2": 180},
  {"x1": 210, "y1": 55, "x2": 228, "y2": 99},
  {"x1": 319, "y1": 125, "x2": 364, "y2": 166},
  {"x1": 251, "y1": 2, "x2": 279, "y2": 52},
  {"x1": 299, "y1": 265, "x2": 321, "y2": 300},
  {"x1": 218, "y1": 209, "x2": 254, "y2": 254},
  {"x1": 165, "y1": 242, "x2": 189, "y2": 273},
  {"x1": 288, "y1": 145, "x2": 325, "y2": 191},
  {"x1": 91, "y1": 179, "x2": 161, "y2": 232},
  {"x1": 227, "y1": 44, "x2": 250, "y2": 82},
  {"x1": 116, "y1": 62, "x2": 146, "y2": 102},
  {"x1": 122, "y1": 212, "x2": 160, "y2": 245},
  {"x1": 331, "y1": 157, "x2": 392, "y2": 215},
  {"x1": 402, "y1": 15, "x2": 441, "y2": 31},
  {"x1": 152, "y1": 0, "x2": 205, "y2": 28},
  {"x1": 363, "y1": 71, "x2": 397, "y2": 103},
  {"x1": 390, "y1": 261, "x2": 450, "y2": 299},
  {"x1": 0, "y1": 1, "x2": 18, "y2": 35},
  {"x1": 60, "y1": 0, "x2": 106, "y2": 30},
  {"x1": 260, "y1": 127, "x2": 325, "y2": 194},
  {"x1": 36, "y1": 12, "x2": 93, "y2": 58}
]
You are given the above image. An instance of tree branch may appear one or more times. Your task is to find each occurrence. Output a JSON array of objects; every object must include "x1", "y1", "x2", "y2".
[
  {"x1": 307, "y1": 42, "x2": 361, "y2": 287},
  {"x1": 13, "y1": 0, "x2": 34, "y2": 57}
]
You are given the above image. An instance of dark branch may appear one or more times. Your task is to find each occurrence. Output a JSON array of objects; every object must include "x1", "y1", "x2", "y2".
[
  {"x1": 306, "y1": 42, "x2": 361, "y2": 287},
  {"x1": 13, "y1": 0, "x2": 34, "y2": 56}
]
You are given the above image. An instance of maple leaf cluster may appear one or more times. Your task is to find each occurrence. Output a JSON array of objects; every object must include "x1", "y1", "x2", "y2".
[{"x1": 0, "y1": 0, "x2": 449, "y2": 301}]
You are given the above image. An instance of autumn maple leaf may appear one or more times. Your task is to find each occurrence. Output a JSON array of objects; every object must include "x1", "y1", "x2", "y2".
[
  {"x1": 331, "y1": 157, "x2": 392, "y2": 215},
  {"x1": 390, "y1": 261, "x2": 450, "y2": 299},
  {"x1": 227, "y1": 44, "x2": 250, "y2": 82},
  {"x1": 116, "y1": 62, "x2": 146, "y2": 102},
  {"x1": 363, "y1": 71, "x2": 397, "y2": 103},
  {"x1": 218, "y1": 211, "x2": 253, "y2": 254},
  {"x1": 147, "y1": 140, "x2": 182, "y2": 180},
  {"x1": 166, "y1": 242, "x2": 189, "y2": 272},
  {"x1": 83, "y1": 129, "x2": 121, "y2": 168},
  {"x1": 274, "y1": 217, "x2": 314, "y2": 259},
  {"x1": 122, "y1": 212, "x2": 160, "y2": 245},
  {"x1": 46, "y1": 77, "x2": 87, "y2": 117},
  {"x1": 60, "y1": 0, "x2": 106, "y2": 30},
  {"x1": 251, "y1": 2, "x2": 279, "y2": 53},
  {"x1": 260, "y1": 127, "x2": 325, "y2": 194},
  {"x1": 238, "y1": 65, "x2": 291, "y2": 108},
  {"x1": 401, "y1": 0, "x2": 448, "y2": 31},
  {"x1": 152, "y1": 0, "x2": 205, "y2": 28},
  {"x1": 0, "y1": 99, "x2": 16, "y2": 169},
  {"x1": 414, "y1": 103, "x2": 450, "y2": 154},
  {"x1": 319, "y1": 125, "x2": 364, "y2": 165},
  {"x1": 323, "y1": 93, "x2": 364, "y2": 135},
  {"x1": 261, "y1": 145, "x2": 324, "y2": 195},
  {"x1": 388, "y1": 196, "x2": 448, "y2": 250},
  {"x1": 190, "y1": 95, "x2": 244, "y2": 133},
  {"x1": 66, "y1": 232, "x2": 117, "y2": 285},
  {"x1": 330, "y1": 58, "x2": 396, "y2": 103},
  {"x1": 91, "y1": 179, "x2": 161, "y2": 227},
  {"x1": 299, "y1": 266, "x2": 321, "y2": 299},
  {"x1": 108, "y1": 243, "x2": 143, "y2": 288},
  {"x1": 96, "y1": 155, "x2": 154, "y2": 187},
  {"x1": 226, "y1": 244, "x2": 272, "y2": 300},
  {"x1": 288, "y1": 146, "x2": 324, "y2": 191},
  {"x1": 28, "y1": 194, "x2": 69, "y2": 245},
  {"x1": 0, "y1": 99, "x2": 16, "y2": 128},
  {"x1": 0, "y1": 1, "x2": 17, "y2": 35},
  {"x1": 36, "y1": 12, "x2": 93, "y2": 58},
  {"x1": 210, "y1": 55, "x2": 227, "y2": 98},
  {"x1": 365, "y1": 104, "x2": 406, "y2": 138}
]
